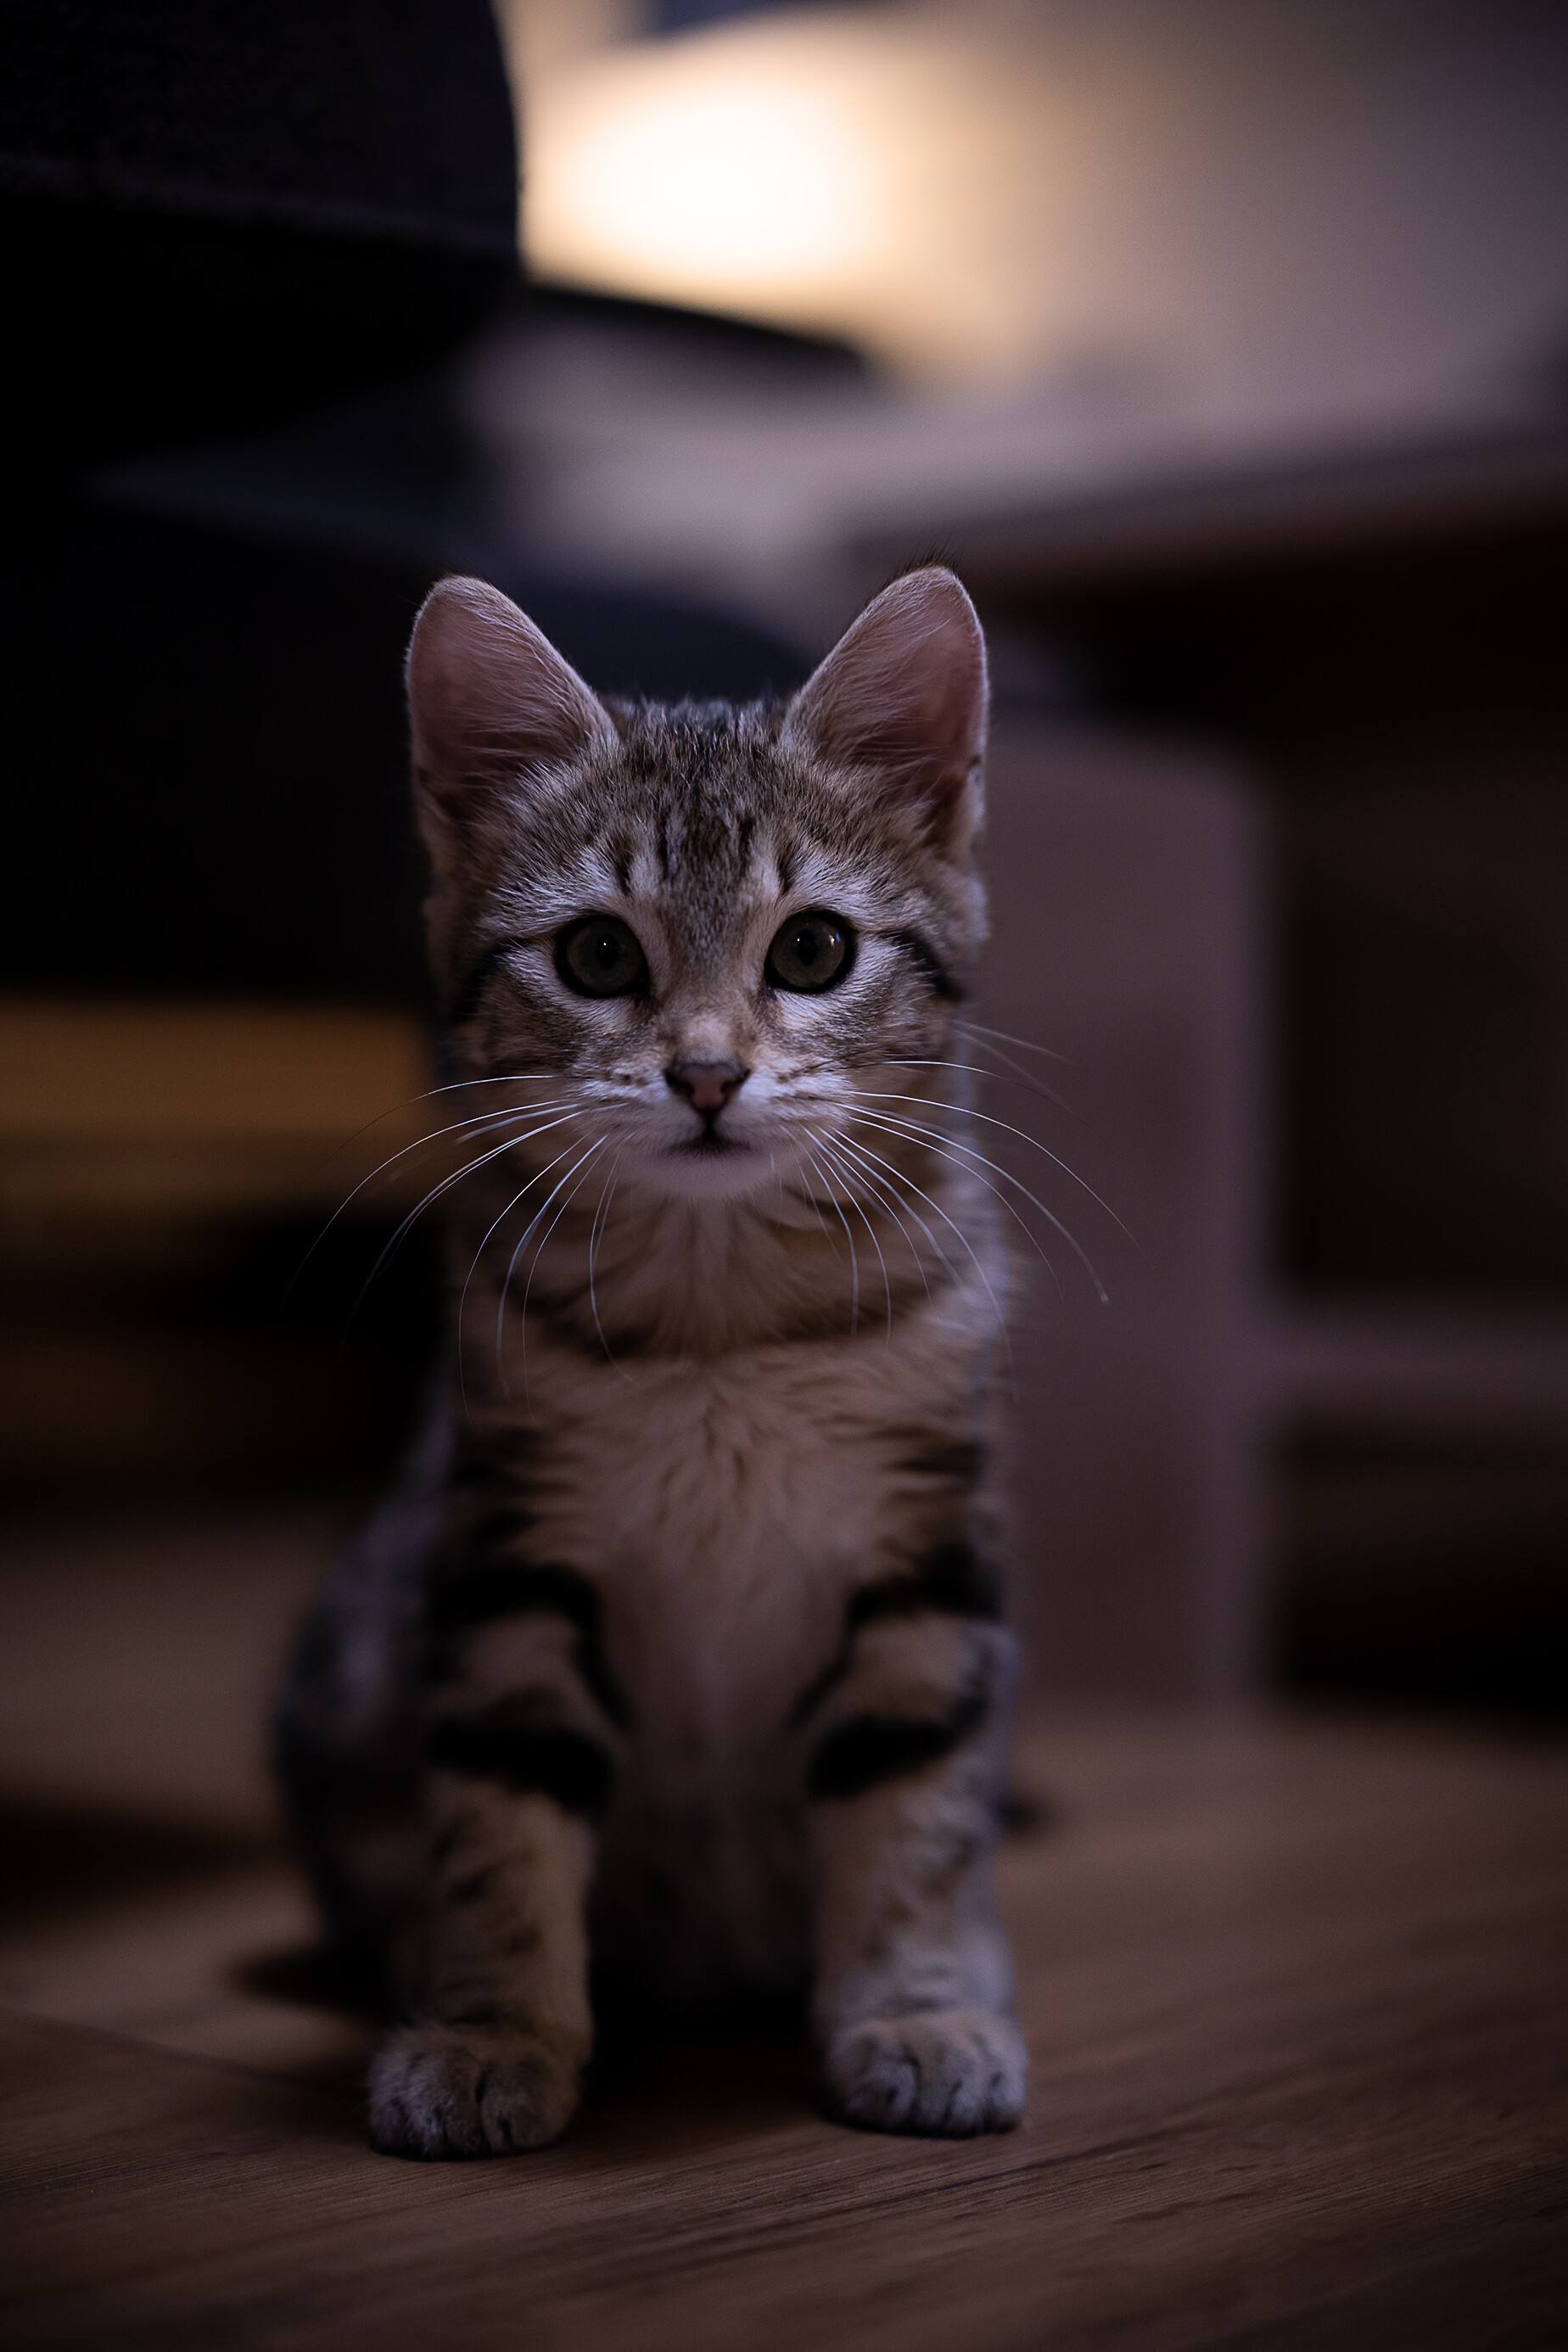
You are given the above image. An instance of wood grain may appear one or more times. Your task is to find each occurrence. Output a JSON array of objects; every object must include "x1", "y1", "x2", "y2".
[{"x1": 3, "y1": 1711, "x2": 1565, "y2": 2351}]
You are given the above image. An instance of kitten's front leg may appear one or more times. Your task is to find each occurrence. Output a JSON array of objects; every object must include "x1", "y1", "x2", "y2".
[
  {"x1": 367, "y1": 1567, "x2": 622, "y2": 2159},
  {"x1": 367, "y1": 1775, "x2": 596, "y2": 2158},
  {"x1": 801, "y1": 1587, "x2": 1026, "y2": 2136}
]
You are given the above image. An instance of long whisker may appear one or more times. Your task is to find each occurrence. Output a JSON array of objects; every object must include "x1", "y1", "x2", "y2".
[
  {"x1": 514, "y1": 1138, "x2": 611, "y2": 1392},
  {"x1": 826, "y1": 1125, "x2": 1014, "y2": 1353},
  {"x1": 842, "y1": 1089, "x2": 1133, "y2": 1243},
  {"x1": 532, "y1": 1145, "x2": 610, "y2": 1296},
  {"x1": 309, "y1": 1075, "x2": 579, "y2": 1216},
  {"x1": 812, "y1": 1133, "x2": 893, "y2": 1340},
  {"x1": 820, "y1": 1130, "x2": 936, "y2": 1305},
  {"x1": 455, "y1": 1128, "x2": 591, "y2": 1414},
  {"x1": 966, "y1": 1021, "x2": 1070, "y2": 1062},
  {"x1": 965, "y1": 1033, "x2": 1079, "y2": 1103},
  {"x1": 293, "y1": 1095, "x2": 573, "y2": 1291},
  {"x1": 319, "y1": 1072, "x2": 580, "y2": 1167},
  {"x1": 349, "y1": 1112, "x2": 583, "y2": 1328},
  {"x1": 803, "y1": 1147, "x2": 860, "y2": 1336},
  {"x1": 883, "y1": 1053, "x2": 1072, "y2": 1115},
  {"x1": 788, "y1": 1156, "x2": 841, "y2": 1255},
  {"x1": 586, "y1": 1154, "x2": 633, "y2": 1380},
  {"x1": 857, "y1": 1131, "x2": 1061, "y2": 1336},
  {"x1": 847, "y1": 1106, "x2": 1072, "y2": 1268},
  {"x1": 847, "y1": 1108, "x2": 1100, "y2": 1301},
  {"x1": 490, "y1": 1138, "x2": 599, "y2": 1376},
  {"x1": 496, "y1": 1140, "x2": 608, "y2": 1397}
]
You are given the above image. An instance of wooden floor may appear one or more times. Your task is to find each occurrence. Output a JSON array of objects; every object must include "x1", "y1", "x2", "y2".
[{"x1": 2, "y1": 1510, "x2": 1565, "y2": 2349}]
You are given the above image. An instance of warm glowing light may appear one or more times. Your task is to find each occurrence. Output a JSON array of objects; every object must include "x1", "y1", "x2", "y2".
[
  {"x1": 518, "y1": 14, "x2": 1126, "y2": 381},
  {"x1": 535, "y1": 57, "x2": 881, "y2": 296}
]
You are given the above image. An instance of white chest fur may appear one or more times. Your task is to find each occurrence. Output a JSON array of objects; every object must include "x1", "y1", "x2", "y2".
[{"x1": 509, "y1": 1301, "x2": 990, "y2": 1759}]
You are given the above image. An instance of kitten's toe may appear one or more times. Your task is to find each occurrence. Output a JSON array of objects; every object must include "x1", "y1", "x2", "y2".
[
  {"x1": 824, "y1": 2008, "x2": 1027, "y2": 2136},
  {"x1": 367, "y1": 2021, "x2": 584, "y2": 2159}
]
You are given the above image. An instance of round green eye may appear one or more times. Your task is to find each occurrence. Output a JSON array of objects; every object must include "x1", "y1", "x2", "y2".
[
  {"x1": 557, "y1": 916, "x2": 647, "y2": 999},
  {"x1": 765, "y1": 910, "x2": 854, "y2": 994}
]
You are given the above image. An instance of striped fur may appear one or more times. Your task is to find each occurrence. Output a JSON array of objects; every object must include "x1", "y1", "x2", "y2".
[{"x1": 276, "y1": 568, "x2": 1026, "y2": 2154}]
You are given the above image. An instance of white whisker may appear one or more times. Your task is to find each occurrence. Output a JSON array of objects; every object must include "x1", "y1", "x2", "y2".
[
  {"x1": 811, "y1": 1133, "x2": 894, "y2": 1340},
  {"x1": 846, "y1": 1108, "x2": 1100, "y2": 1301},
  {"x1": 803, "y1": 1147, "x2": 860, "y2": 1336},
  {"x1": 883, "y1": 1053, "x2": 1072, "y2": 1115},
  {"x1": 455, "y1": 1127, "x2": 595, "y2": 1413},
  {"x1": 820, "y1": 1130, "x2": 935, "y2": 1305},
  {"x1": 842, "y1": 1088, "x2": 1131, "y2": 1241},
  {"x1": 350, "y1": 1111, "x2": 584, "y2": 1326},
  {"x1": 826, "y1": 1125, "x2": 1015, "y2": 1359},
  {"x1": 788, "y1": 1158, "x2": 841, "y2": 1256},
  {"x1": 586, "y1": 1155, "x2": 635, "y2": 1381},
  {"x1": 496, "y1": 1140, "x2": 608, "y2": 1397},
  {"x1": 966, "y1": 1021, "x2": 1070, "y2": 1062},
  {"x1": 515, "y1": 1140, "x2": 611, "y2": 1401},
  {"x1": 323, "y1": 1071, "x2": 579, "y2": 1159},
  {"x1": 309, "y1": 1071, "x2": 576, "y2": 1198},
  {"x1": 294, "y1": 1098, "x2": 574, "y2": 1290}
]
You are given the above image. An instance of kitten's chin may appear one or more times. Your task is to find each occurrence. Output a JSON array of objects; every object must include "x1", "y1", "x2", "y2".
[{"x1": 641, "y1": 1139, "x2": 777, "y2": 1203}]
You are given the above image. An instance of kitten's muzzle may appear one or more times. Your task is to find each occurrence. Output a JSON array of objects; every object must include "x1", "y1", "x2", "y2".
[{"x1": 666, "y1": 1059, "x2": 748, "y2": 1117}]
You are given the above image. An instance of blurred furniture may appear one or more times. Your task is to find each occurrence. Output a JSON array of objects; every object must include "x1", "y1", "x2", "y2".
[
  {"x1": 1, "y1": 0, "x2": 518, "y2": 469},
  {"x1": 975, "y1": 720, "x2": 1270, "y2": 1702},
  {"x1": 0, "y1": 1003, "x2": 440, "y2": 1492},
  {"x1": 0, "y1": 14, "x2": 808, "y2": 1501},
  {"x1": 901, "y1": 423, "x2": 1568, "y2": 1703},
  {"x1": 0, "y1": 0, "x2": 517, "y2": 1498}
]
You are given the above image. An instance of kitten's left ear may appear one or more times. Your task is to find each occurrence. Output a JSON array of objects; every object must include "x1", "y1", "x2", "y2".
[
  {"x1": 406, "y1": 577, "x2": 617, "y2": 871},
  {"x1": 781, "y1": 567, "x2": 988, "y2": 862}
]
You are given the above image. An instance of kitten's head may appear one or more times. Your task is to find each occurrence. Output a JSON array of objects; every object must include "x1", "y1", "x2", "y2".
[{"x1": 406, "y1": 568, "x2": 988, "y2": 1205}]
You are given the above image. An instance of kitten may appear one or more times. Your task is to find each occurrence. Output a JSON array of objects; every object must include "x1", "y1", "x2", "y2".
[{"x1": 276, "y1": 564, "x2": 1026, "y2": 2155}]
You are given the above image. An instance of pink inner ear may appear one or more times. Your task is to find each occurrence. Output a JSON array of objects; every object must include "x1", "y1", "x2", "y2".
[
  {"x1": 406, "y1": 577, "x2": 612, "y2": 805},
  {"x1": 783, "y1": 569, "x2": 988, "y2": 817}
]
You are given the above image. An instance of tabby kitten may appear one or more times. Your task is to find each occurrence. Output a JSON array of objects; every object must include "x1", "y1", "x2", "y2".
[{"x1": 277, "y1": 564, "x2": 1026, "y2": 2155}]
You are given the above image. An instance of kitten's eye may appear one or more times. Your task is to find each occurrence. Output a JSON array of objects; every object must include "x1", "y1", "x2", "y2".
[
  {"x1": 556, "y1": 916, "x2": 648, "y2": 999},
  {"x1": 765, "y1": 910, "x2": 854, "y2": 994}
]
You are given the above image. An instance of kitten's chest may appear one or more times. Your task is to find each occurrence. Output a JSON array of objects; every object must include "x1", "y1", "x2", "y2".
[{"x1": 512, "y1": 1321, "x2": 976, "y2": 1747}]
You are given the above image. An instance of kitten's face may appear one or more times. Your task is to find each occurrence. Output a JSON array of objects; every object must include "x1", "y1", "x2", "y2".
[{"x1": 407, "y1": 571, "x2": 988, "y2": 1207}]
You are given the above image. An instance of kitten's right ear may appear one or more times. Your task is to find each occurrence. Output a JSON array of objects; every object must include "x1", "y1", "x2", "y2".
[
  {"x1": 406, "y1": 577, "x2": 614, "y2": 858},
  {"x1": 780, "y1": 567, "x2": 988, "y2": 864}
]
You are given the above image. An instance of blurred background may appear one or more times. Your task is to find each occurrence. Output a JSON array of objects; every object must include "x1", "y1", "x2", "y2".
[{"x1": 3, "y1": 0, "x2": 1568, "y2": 1850}]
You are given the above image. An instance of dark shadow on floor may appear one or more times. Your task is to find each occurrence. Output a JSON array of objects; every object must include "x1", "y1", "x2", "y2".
[
  {"x1": 235, "y1": 1939, "x2": 392, "y2": 2024},
  {"x1": 0, "y1": 1797, "x2": 277, "y2": 1929}
]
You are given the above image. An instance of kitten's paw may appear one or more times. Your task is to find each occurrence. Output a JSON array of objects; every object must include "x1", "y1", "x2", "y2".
[
  {"x1": 367, "y1": 2021, "x2": 583, "y2": 2159},
  {"x1": 823, "y1": 2008, "x2": 1027, "y2": 2136}
]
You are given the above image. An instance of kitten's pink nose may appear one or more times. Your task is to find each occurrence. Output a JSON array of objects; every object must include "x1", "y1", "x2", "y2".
[{"x1": 666, "y1": 1059, "x2": 748, "y2": 1114}]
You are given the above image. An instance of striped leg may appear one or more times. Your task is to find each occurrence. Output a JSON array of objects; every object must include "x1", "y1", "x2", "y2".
[
  {"x1": 798, "y1": 1554, "x2": 1026, "y2": 2136},
  {"x1": 367, "y1": 1562, "x2": 624, "y2": 2159},
  {"x1": 368, "y1": 1780, "x2": 596, "y2": 2157}
]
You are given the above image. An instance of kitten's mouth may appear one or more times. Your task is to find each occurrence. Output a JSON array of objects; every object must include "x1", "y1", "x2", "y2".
[
  {"x1": 646, "y1": 1121, "x2": 776, "y2": 1201},
  {"x1": 674, "y1": 1128, "x2": 747, "y2": 1155}
]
